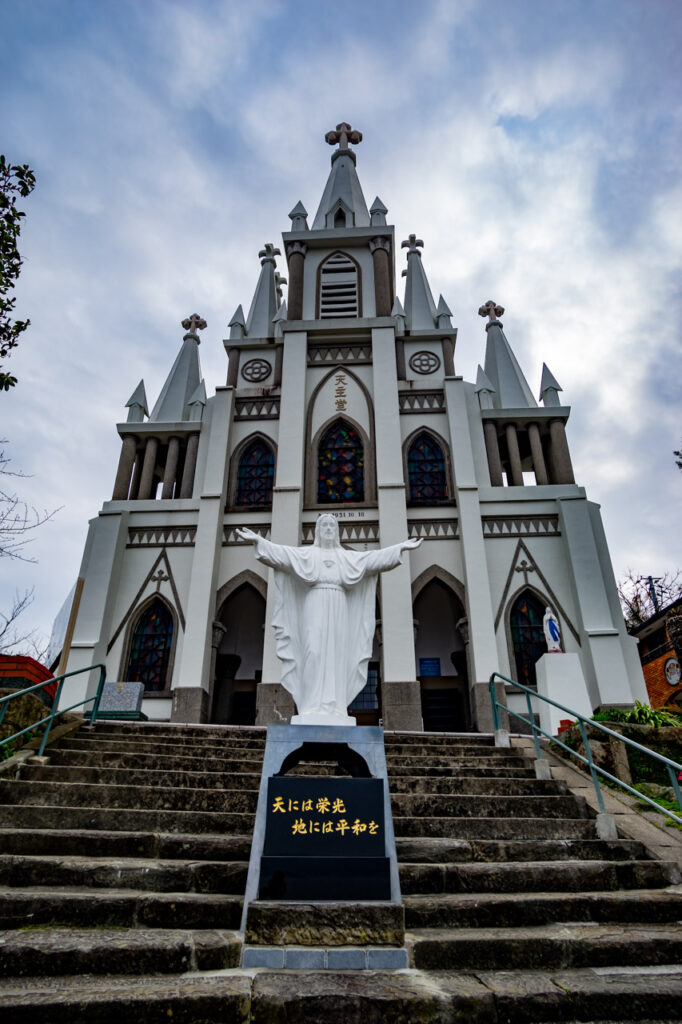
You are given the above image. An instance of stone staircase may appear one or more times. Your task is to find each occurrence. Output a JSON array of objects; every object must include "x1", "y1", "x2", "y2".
[{"x1": 0, "y1": 721, "x2": 681, "y2": 1022}]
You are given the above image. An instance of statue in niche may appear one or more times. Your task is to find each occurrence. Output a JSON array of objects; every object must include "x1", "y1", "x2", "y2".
[
  {"x1": 543, "y1": 606, "x2": 562, "y2": 653},
  {"x1": 236, "y1": 514, "x2": 422, "y2": 725}
]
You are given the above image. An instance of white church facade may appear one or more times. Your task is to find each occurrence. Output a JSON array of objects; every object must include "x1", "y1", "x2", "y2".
[{"x1": 61, "y1": 123, "x2": 647, "y2": 733}]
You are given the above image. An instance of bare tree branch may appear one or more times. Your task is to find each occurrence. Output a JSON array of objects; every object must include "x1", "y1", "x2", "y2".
[
  {"x1": 0, "y1": 588, "x2": 48, "y2": 660},
  {"x1": 0, "y1": 440, "x2": 59, "y2": 561},
  {"x1": 617, "y1": 568, "x2": 682, "y2": 629}
]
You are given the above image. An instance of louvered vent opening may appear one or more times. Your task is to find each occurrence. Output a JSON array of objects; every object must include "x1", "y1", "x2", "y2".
[{"x1": 319, "y1": 252, "x2": 359, "y2": 318}]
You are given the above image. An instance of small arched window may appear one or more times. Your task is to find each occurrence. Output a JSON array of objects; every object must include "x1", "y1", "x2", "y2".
[
  {"x1": 318, "y1": 419, "x2": 364, "y2": 504},
  {"x1": 408, "y1": 433, "x2": 448, "y2": 503},
  {"x1": 126, "y1": 598, "x2": 174, "y2": 691},
  {"x1": 510, "y1": 591, "x2": 547, "y2": 689},
  {"x1": 235, "y1": 440, "x2": 275, "y2": 507},
  {"x1": 318, "y1": 251, "x2": 360, "y2": 318}
]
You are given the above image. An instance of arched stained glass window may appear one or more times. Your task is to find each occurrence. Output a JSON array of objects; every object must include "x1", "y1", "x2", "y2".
[
  {"x1": 317, "y1": 419, "x2": 364, "y2": 504},
  {"x1": 408, "y1": 433, "x2": 448, "y2": 503},
  {"x1": 510, "y1": 591, "x2": 547, "y2": 689},
  {"x1": 236, "y1": 441, "x2": 275, "y2": 507},
  {"x1": 126, "y1": 598, "x2": 174, "y2": 691}
]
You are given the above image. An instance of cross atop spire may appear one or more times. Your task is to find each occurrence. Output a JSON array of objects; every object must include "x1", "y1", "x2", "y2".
[
  {"x1": 478, "y1": 300, "x2": 504, "y2": 325},
  {"x1": 402, "y1": 234, "x2": 424, "y2": 256},
  {"x1": 258, "y1": 243, "x2": 281, "y2": 266},
  {"x1": 325, "y1": 121, "x2": 362, "y2": 152},
  {"x1": 181, "y1": 313, "x2": 207, "y2": 339}
]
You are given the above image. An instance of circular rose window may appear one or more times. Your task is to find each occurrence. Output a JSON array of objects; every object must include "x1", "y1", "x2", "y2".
[
  {"x1": 409, "y1": 350, "x2": 441, "y2": 375},
  {"x1": 241, "y1": 358, "x2": 272, "y2": 383}
]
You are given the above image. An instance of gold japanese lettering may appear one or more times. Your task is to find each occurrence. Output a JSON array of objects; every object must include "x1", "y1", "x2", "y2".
[
  {"x1": 316, "y1": 796, "x2": 331, "y2": 814},
  {"x1": 332, "y1": 798, "x2": 346, "y2": 814},
  {"x1": 272, "y1": 796, "x2": 286, "y2": 813},
  {"x1": 291, "y1": 818, "x2": 307, "y2": 835},
  {"x1": 336, "y1": 818, "x2": 349, "y2": 835}
]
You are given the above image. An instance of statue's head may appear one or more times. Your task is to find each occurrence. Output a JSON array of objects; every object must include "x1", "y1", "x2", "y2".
[{"x1": 314, "y1": 513, "x2": 340, "y2": 548}]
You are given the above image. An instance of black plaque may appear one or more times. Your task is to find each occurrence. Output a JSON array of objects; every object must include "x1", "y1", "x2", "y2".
[{"x1": 259, "y1": 775, "x2": 390, "y2": 900}]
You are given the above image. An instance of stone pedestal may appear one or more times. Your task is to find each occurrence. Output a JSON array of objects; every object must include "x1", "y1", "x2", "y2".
[
  {"x1": 256, "y1": 682, "x2": 296, "y2": 725},
  {"x1": 171, "y1": 686, "x2": 209, "y2": 723},
  {"x1": 471, "y1": 679, "x2": 508, "y2": 733},
  {"x1": 381, "y1": 680, "x2": 422, "y2": 731},
  {"x1": 535, "y1": 653, "x2": 593, "y2": 736}
]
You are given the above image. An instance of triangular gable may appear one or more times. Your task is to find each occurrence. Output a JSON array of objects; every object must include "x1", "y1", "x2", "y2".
[
  {"x1": 107, "y1": 548, "x2": 185, "y2": 652},
  {"x1": 494, "y1": 538, "x2": 579, "y2": 642}
]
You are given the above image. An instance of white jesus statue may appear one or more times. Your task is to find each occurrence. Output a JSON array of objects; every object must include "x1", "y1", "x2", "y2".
[{"x1": 236, "y1": 514, "x2": 422, "y2": 726}]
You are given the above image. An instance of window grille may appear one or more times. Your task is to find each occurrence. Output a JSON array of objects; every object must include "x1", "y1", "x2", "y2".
[
  {"x1": 235, "y1": 440, "x2": 275, "y2": 507},
  {"x1": 126, "y1": 598, "x2": 174, "y2": 691},
  {"x1": 317, "y1": 419, "x2": 364, "y2": 504},
  {"x1": 348, "y1": 663, "x2": 380, "y2": 713},
  {"x1": 319, "y1": 252, "x2": 359, "y2": 318}
]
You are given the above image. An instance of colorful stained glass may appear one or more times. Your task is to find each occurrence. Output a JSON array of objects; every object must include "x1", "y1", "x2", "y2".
[
  {"x1": 510, "y1": 591, "x2": 547, "y2": 688},
  {"x1": 407, "y1": 434, "x2": 448, "y2": 503},
  {"x1": 236, "y1": 441, "x2": 275, "y2": 506},
  {"x1": 317, "y1": 420, "x2": 364, "y2": 503},
  {"x1": 126, "y1": 599, "x2": 174, "y2": 691}
]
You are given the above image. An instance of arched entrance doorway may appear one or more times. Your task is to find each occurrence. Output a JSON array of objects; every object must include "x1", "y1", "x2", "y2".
[
  {"x1": 413, "y1": 577, "x2": 469, "y2": 732},
  {"x1": 212, "y1": 582, "x2": 265, "y2": 725}
]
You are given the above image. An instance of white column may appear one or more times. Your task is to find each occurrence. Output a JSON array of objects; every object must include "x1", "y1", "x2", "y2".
[
  {"x1": 444, "y1": 377, "x2": 502, "y2": 730},
  {"x1": 558, "y1": 496, "x2": 645, "y2": 708},
  {"x1": 371, "y1": 326, "x2": 421, "y2": 731},
  {"x1": 172, "y1": 387, "x2": 233, "y2": 721},
  {"x1": 257, "y1": 331, "x2": 307, "y2": 724}
]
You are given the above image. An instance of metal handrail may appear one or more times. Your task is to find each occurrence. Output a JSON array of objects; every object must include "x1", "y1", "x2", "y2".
[
  {"x1": 0, "y1": 664, "x2": 106, "y2": 758},
  {"x1": 489, "y1": 671, "x2": 682, "y2": 826}
]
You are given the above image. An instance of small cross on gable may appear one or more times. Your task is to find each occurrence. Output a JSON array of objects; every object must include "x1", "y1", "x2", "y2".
[
  {"x1": 325, "y1": 122, "x2": 362, "y2": 150},
  {"x1": 181, "y1": 313, "x2": 207, "y2": 337}
]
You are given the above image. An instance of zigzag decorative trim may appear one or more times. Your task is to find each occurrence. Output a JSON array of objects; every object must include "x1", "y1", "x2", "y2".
[
  {"x1": 127, "y1": 526, "x2": 196, "y2": 548},
  {"x1": 408, "y1": 519, "x2": 459, "y2": 540},
  {"x1": 399, "y1": 390, "x2": 445, "y2": 414},
  {"x1": 223, "y1": 524, "x2": 272, "y2": 545},
  {"x1": 482, "y1": 516, "x2": 560, "y2": 538},
  {"x1": 307, "y1": 343, "x2": 372, "y2": 365},
  {"x1": 302, "y1": 521, "x2": 380, "y2": 544},
  {"x1": 234, "y1": 397, "x2": 280, "y2": 420}
]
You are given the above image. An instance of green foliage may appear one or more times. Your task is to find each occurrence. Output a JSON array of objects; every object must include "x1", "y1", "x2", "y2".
[
  {"x1": 591, "y1": 700, "x2": 681, "y2": 728},
  {"x1": 0, "y1": 154, "x2": 36, "y2": 390},
  {"x1": 0, "y1": 728, "x2": 37, "y2": 761}
]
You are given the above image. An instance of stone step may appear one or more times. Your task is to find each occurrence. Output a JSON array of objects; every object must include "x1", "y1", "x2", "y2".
[
  {"x1": 0, "y1": 780, "x2": 259, "y2": 814},
  {"x1": 0, "y1": 854, "x2": 248, "y2": 893},
  {"x1": 48, "y1": 748, "x2": 268, "y2": 773},
  {"x1": 384, "y1": 743, "x2": 518, "y2": 758},
  {"x1": 1, "y1": 966, "x2": 680, "y2": 1023},
  {"x1": 394, "y1": 814, "x2": 599, "y2": 839},
  {"x1": 0, "y1": 887, "x2": 242, "y2": 929},
  {"x1": 395, "y1": 836, "x2": 649, "y2": 863},
  {"x1": 58, "y1": 736, "x2": 266, "y2": 758},
  {"x1": 387, "y1": 763, "x2": 537, "y2": 778},
  {"x1": 398, "y1": 858, "x2": 679, "y2": 895},
  {"x1": 384, "y1": 732, "x2": 494, "y2": 746},
  {"x1": 20, "y1": 764, "x2": 263, "y2": 791},
  {"x1": 391, "y1": 792, "x2": 588, "y2": 819},
  {"x1": 244, "y1": 900, "x2": 404, "y2": 947},
  {"x1": 93, "y1": 722, "x2": 266, "y2": 741},
  {"x1": 386, "y1": 752, "x2": 533, "y2": 768},
  {"x1": 403, "y1": 888, "x2": 682, "y2": 929},
  {"x1": 388, "y1": 775, "x2": 565, "y2": 796},
  {"x1": 0, "y1": 927, "x2": 241, "y2": 977},
  {"x1": 0, "y1": 803, "x2": 254, "y2": 835},
  {"x1": 408, "y1": 922, "x2": 682, "y2": 970},
  {"x1": 0, "y1": 827, "x2": 251, "y2": 860}
]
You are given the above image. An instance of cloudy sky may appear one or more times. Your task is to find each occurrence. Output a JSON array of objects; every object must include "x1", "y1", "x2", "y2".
[{"x1": 2, "y1": 0, "x2": 681, "y2": 648}]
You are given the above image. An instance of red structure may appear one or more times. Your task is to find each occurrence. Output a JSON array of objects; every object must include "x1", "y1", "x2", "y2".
[{"x1": 0, "y1": 655, "x2": 57, "y2": 702}]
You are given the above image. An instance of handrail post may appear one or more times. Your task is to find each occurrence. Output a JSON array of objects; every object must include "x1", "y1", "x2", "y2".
[
  {"x1": 526, "y1": 691, "x2": 542, "y2": 760},
  {"x1": 578, "y1": 719, "x2": 606, "y2": 814},
  {"x1": 38, "y1": 676, "x2": 65, "y2": 757},
  {"x1": 489, "y1": 674, "x2": 502, "y2": 732},
  {"x1": 89, "y1": 666, "x2": 107, "y2": 726},
  {"x1": 667, "y1": 764, "x2": 682, "y2": 818}
]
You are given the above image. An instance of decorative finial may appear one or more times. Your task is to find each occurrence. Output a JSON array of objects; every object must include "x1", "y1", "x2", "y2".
[
  {"x1": 401, "y1": 234, "x2": 424, "y2": 255},
  {"x1": 182, "y1": 313, "x2": 207, "y2": 339},
  {"x1": 258, "y1": 243, "x2": 281, "y2": 266},
  {"x1": 325, "y1": 121, "x2": 362, "y2": 151},
  {"x1": 275, "y1": 270, "x2": 287, "y2": 306},
  {"x1": 478, "y1": 300, "x2": 504, "y2": 324}
]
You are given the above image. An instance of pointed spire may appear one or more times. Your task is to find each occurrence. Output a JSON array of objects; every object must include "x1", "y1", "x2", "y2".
[
  {"x1": 370, "y1": 197, "x2": 388, "y2": 226},
  {"x1": 401, "y1": 234, "x2": 437, "y2": 331},
  {"x1": 312, "y1": 121, "x2": 370, "y2": 229},
  {"x1": 273, "y1": 300, "x2": 287, "y2": 339},
  {"x1": 478, "y1": 301, "x2": 537, "y2": 409},
  {"x1": 228, "y1": 304, "x2": 246, "y2": 340},
  {"x1": 150, "y1": 319, "x2": 203, "y2": 423},
  {"x1": 540, "y1": 363, "x2": 563, "y2": 407},
  {"x1": 289, "y1": 201, "x2": 309, "y2": 231},
  {"x1": 245, "y1": 243, "x2": 280, "y2": 340},
  {"x1": 436, "y1": 295, "x2": 453, "y2": 330},
  {"x1": 392, "y1": 296, "x2": 406, "y2": 336},
  {"x1": 475, "y1": 365, "x2": 497, "y2": 410},
  {"x1": 187, "y1": 380, "x2": 207, "y2": 422},
  {"x1": 125, "y1": 380, "x2": 148, "y2": 422}
]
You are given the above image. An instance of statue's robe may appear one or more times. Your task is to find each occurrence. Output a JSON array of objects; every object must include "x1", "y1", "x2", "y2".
[{"x1": 252, "y1": 536, "x2": 405, "y2": 717}]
